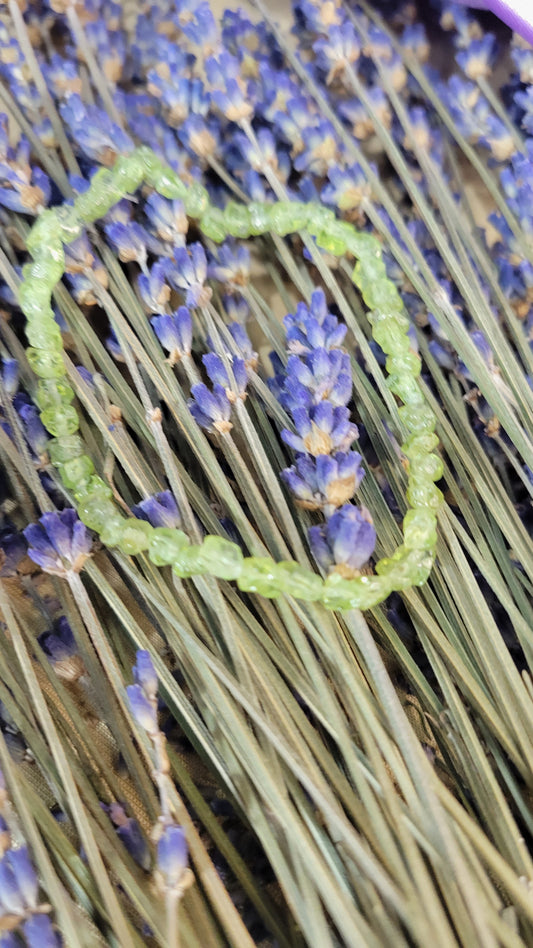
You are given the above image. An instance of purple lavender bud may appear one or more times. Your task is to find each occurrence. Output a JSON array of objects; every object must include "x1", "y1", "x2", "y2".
[
  {"x1": 0, "y1": 931, "x2": 18, "y2": 947},
  {"x1": 76, "y1": 366, "x2": 95, "y2": 389},
  {"x1": 208, "y1": 242, "x2": 250, "y2": 288},
  {"x1": 117, "y1": 818, "x2": 151, "y2": 872},
  {"x1": 106, "y1": 327, "x2": 125, "y2": 363},
  {"x1": 133, "y1": 650, "x2": 158, "y2": 701},
  {"x1": 178, "y1": 114, "x2": 220, "y2": 160},
  {"x1": 126, "y1": 684, "x2": 158, "y2": 734},
  {"x1": 7, "y1": 848, "x2": 38, "y2": 912},
  {"x1": 59, "y1": 95, "x2": 134, "y2": 164},
  {"x1": 456, "y1": 35, "x2": 497, "y2": 80},
  {"x1": 138, "y1": 263, "x2": 171, "y2": 314},
  {"x1": 105, "y1": 221, "x2": 148, "y2": 269},
  {"x1": 293, "y1": 121, "x2": 338, "y2": 177},
  {"x1": 144, "y1": 193, "x2": 188, "y2": 246},
  {"x1": 176, "y1": 1, "x2": 218, "y2": 47},
  {"x1": 282, "y1": 403, "x2": 358, "y2": 456},
  {"x1": 23, "y1": 509, "x2": 92, "y2": 576},
  {"x1": 0, "y1": 852, "x2": 25, "y2": 915},
  {"x1": 0, "y1": 525, "x2": 26, "y2": 577},
  {"x1": 166, "y1": 244, "x2": 210, "y2": 308},
  {"x1": 227, "y1": 322, "x2": 257, "y2": 368},
  {"x1": 313, "y1": 22, "x2": 360, "y2": 84},
  {"x1": 151, "y1": 307, "x2": 193, "y2": 363},
  {"x1": 321, "y1": 162, "x2": 372, "y2": 214},
  {"x1": 189, "y1": 383, "x2": 233, "y2": 433},
  {"x1": 1, "y1": 359, "x2": 18, "y2": 397},
  {"x1": 308, "y1": 504, "x2": 376, "y2": 576},
  {"x1": 16, "y1": 402, "x2": 49, "y2": 458},
  {"x1": 132, "y1": 492, "x2": 181, "y2": 529},
  {"x1": 38, "y1": 616, "x2": 77, "y2": 665},
  {"x1": 157, "y1": 825, "x2": 188, "y2": 888},
  {"x1": 281, "y1": 451, "x2": 364, "y2": 510},
  {"x1": 23, "y1": 914, "x2": 61, "y2": 948},
  {"x1": 202, "y1": 353, "x2": 248, "y2": 399}
]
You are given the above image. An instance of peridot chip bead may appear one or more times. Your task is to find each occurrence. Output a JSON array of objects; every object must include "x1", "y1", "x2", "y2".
[
  {"x1": 25, "y1": 209, "x2": 63, "y2": 255},
  {"x1": 48, "y1": 434, "x2": 84, "y2": 464},
  {"x1": 409, "y1": 453, "x2": 444, "y2": 482},
  {"x1": 78, "y1": 495, "x2": 118, "y2": 531},
  {"x1": 385, "y1": 351, "x2": 421, "y2": 377},
  {"x1": 376, "y1": 547, "x2": 433, "y2": 589},
  {"x1": 35, "y1": 379, "x2": 75, "y2": 411},
  {"x1": 406, "y1": 480, "x2": 443, "y2": 510},
  {"x1": 398, "y1": 404, "x2": 437, "y2": 433},
  {"x1": 148, "y1": 528, "x2": 190, "y2": 567},
  {"x1": 117, "y1": 519, "x2": 154, "y2": 555},
  {"x1": 58, "y1": 454, "x2": 95, "y2": 491},
  {"x1": 40, "y1": 405, "x2": 80, "y2": 437},
  {"x1": 183, "y1": 182, "x2": 209, "y2": 218},
  {"x1": 237, "y1": 557, "x2": 281, "y2": 597},
  {"x1": 270, "y1": 201, "x2": 309, "y2": 236},
  {"x1": 403, "y1": 509, "x2": 438, "y2": 551},
  {"x1": 314, "y1": 228, "x2": 346, "y2": 256},
  {"x1": 387, "y1": 375, "x2": 424, "y2": 404},
  {"x1": 26, "y1": 320, "x2": 63, "y2": 351},
  {"x1": 223, "y1": 203, "x2": 252, "y2": 238},
  {"x1": 100, "y1": 515, "x2": 128, "y2": 547},
  {"x1": 112, "y1": 152, "x2": 146, "y2": 192},
  {"x1": 248, "y1": 202, "x2": 271, "y2": 235},
  {"x1": 200, "y1": 207, "x2": 227, "y2": 243},
  {"x1": 321, "y1": 573, "x2": 361, "y2": 610},
  {"x1": 402, "y1": 431, "x2": 439, "y2": 458},
  {"x1": 26, "y1": 349, "x2": 65, "y2": 379},
  {"x1": 275, "y1": 562, "x2": 323, "y2": 601},
  {"x1": 186, "y1": 536, "x2": 244, "y2": 580},
  {"x1": 73, "y1": 475, "x2": 113, "y2": 503}
]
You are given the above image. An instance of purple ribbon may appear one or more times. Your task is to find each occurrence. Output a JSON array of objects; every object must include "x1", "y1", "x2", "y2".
[{"x1": 455, "y1": 0, "x2": 533, "y2": 45}]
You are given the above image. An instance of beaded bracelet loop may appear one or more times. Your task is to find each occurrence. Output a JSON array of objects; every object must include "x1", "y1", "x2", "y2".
[{"x1": 18, "y1": 146, "x2": 443, "y2": 610}]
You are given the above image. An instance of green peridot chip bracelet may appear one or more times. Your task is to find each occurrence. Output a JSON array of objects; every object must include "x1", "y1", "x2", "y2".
[{"x1": 18, "y1": 146, "x2": 443, "y2": 610}]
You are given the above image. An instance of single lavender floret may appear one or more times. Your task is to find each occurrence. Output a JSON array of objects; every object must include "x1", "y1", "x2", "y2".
[
  {"x1": 132, "y1": 492, "x2": 181, "y2": 529},
  {"x1": 0, "y1": 524, "x2": 26, "y2": 577},
  {"x1": 208, "y1": 241, "x2": 251, "y2": 288},
  {"x1": 157, "y1": 825, "x2": 188, "y2": 890},
  {"x1": 281, "y1": 451, "x2": 365, "y2": 511},
  {"x1": 59, "y1": 95, "x2": 134, "y2": 164},
  {"x1": 105, "y1": 221, "x2": 149, "y2": 269},
  {"x1": 151, "y1": 307, "x2": 193, "y2": 364},
  {"x1": 279, "y1": 349, "x2": 352, "y2": 411},
  {"x1": 138, "y1": 262, "x2": 171, "y2": 313},
  {"x1": 202, "y1": 353, "x2": 248, "y2": 400},
  {"x1": 281, "y1": 403, "x2": 358, "y2": 456},
  {"x1": 23, "y1": 509, "x2": 92, "y2": 576},
  {"x1": 144, "y1": 193, "x2": 188, "y2": 247},
  {"x1": 165, "y1": 244, "x2": 211, "y2": 307},
  {"x1": 23, "y1": 914, "x2": 61, "y2": 948},
  {"x1": 127, "y1": 683, "x2": 158, "y2": 734},
  {"x1": 116, "y1": 818, "x2": 151, "y2": 872},
  {"x1": 189, "y1": 383, "x2": 233, "y2": 433},
  {"x1": 308, "y1": 504, "x2": 377, "y2": 576}
]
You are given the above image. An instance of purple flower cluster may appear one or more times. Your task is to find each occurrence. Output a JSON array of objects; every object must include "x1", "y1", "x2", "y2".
[{"x1": 274, "y1": 288, "x2": 376, "y2": 576}]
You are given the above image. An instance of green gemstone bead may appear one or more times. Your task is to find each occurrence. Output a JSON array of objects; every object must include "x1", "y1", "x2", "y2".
[
  {"x1": 200, "y1": 207, "x2": 227, "y2": 243},
  {"x1": 321, "y1": 573, "x2": 361, "y2": 610},
  {"x1": 26, "y1": 348, "x2": 65, "y2": 379},
  {"x1": 376, "y1": 547, "x2": 433, "y2": 589},
  {"x1": 26, "y1": 319, "x2": 63, "y2": 351},
  {"x1": 237, "y1": 557, "x2": 280, "y2": 598},
  {"x1": 152, "y1": 171, "x2": 188, "y2": 200},
  {"x1": 362, "y1": 282, "x2": 403, "y2": 311},
  {"x1": 401, "y1": 431, "x2": 439, "y2": 458},
  {"x1": 148, "y1": 528, "x2": 190, "y2": 567},
  {"x1": 18, "y1": 280, "x2": 52, "y2": 320},
  {"x1": 40, "y1": 404, "x2": 80, "y2": 437},
  {"x1": 270, "y1": 201, "x2": 310, "y2": 236},
  {"x1": 248, "y1": 202, "x2": 271, "y2": 235},
  {"x1": 183, "y1": 182, "x2": 209, "y2": 218},
  {"x1": 35, "y1": 378, "x2": 75, "y2": 411},
  {"x1": 373, "y1": 324, "x2": 411, "y2": 355},
  {"x1": 78, "y1": 495, "x2": 118, "y2": 531},
  {"x1": 346, "y1": 232, "x2": 381, "y2": 260},
  {"x1": 58, "y1": 454, "x2": 95, "y2": 490},
  {"x1": 409, "y1": 452, "x2": 444, "y2": 482},
  {"x1": 314, "y1": 228, "x2": 346, "y2": 256},
  {"x1": 48, "y1": 434, "x2": 84, "y2": 464},
  {"x1": 405, "y1": 480, "x2": 443, "y2": 510},
  {"x1": 398, "y1": 404, "x2": 437, "y2": 433},
  {"x1": 73, "y1": 475, "x2": 113, "y2": 503},
  {"x1": 112, "y1": 152, "x2": 146, "y2": 192},
  {"x1": 387, "y1": 375, "x2": 424, "y2": 405},
  {"x1": 55, "y1": 205, "x2": 83, "y2": 243},
  {"x1": 223, "y1": 202, "x2": 252, "y2": 238},
  {"x1": 186, "y1": 535, "x2": 244, "y2": 580},
  {"x1": 309, "y1": 205, "x2": 336, "y2": 230},
  {"x1": 117, "y1": 519, "x2": 154, "y2": 555},
  {"x1": 385, "y1": 350, "x2": 421, "y2": 378},
  {"x1": 352, "y1": 258, "x2": 386, "y2": 290},
  {"x1": 403, "y1": 509, "x2": 438, "y2": 551},
  {"x1": 23, "y1": 247, "x2": 64, "y2": 288},
  {"x1": 25, "y1": 210, "x2": 63, "y2": 255},
  {"x1": 275, "y1": 562, "x2": 323, "y2": 601},
  {"x1": 100, "y1": 515, "x2": 128, "y2": 547}
]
